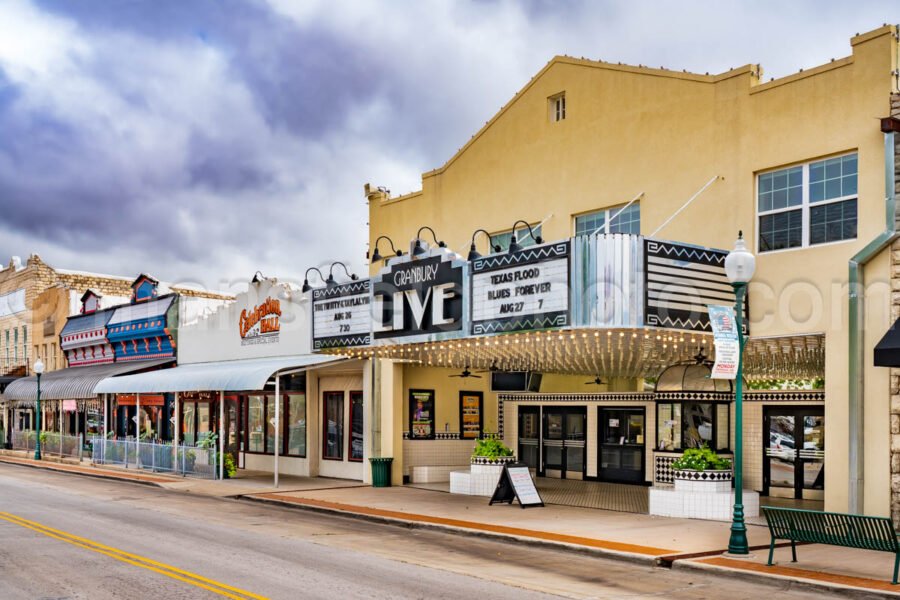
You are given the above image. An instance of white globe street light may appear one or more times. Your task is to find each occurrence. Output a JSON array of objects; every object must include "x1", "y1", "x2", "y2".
[{"x1": 724, "y1": 231, "x2": 754, "y2": 555}]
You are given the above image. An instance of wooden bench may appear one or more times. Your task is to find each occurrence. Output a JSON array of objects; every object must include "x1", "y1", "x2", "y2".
[{"x1": 762, "y1": 506, "x2": 900, "y2": 584}]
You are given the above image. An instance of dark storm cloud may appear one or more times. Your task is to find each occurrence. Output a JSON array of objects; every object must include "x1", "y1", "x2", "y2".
[{"x1": 0, "y1": 0, "x2": 898, "y2": 289}]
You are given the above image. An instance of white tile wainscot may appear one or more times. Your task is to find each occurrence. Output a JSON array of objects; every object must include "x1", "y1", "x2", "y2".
[
  {"x1": 450, "y1": 462, "x2": 509, "y2": 496},
  {"x1": 649, "y1": 482, "x2": 760, "y2": 521}
]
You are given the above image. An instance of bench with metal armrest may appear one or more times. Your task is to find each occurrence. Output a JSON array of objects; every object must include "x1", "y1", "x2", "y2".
[{"x1": 762, "y1": 506, "x2": 900, "y2": 584}]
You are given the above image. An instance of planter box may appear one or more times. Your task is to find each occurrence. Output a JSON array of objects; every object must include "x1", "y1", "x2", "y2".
[
  {"x1": 451, "y1": 456, "x2": 516, "y2": 496},
  {"x1": 673, "y1": 468, "x2": 732, "y2": 493}
]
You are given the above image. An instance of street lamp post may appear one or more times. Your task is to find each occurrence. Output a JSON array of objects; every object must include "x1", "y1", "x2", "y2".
[
  {"x1": 724, "y1": 231, "x2": 755, "y2": 555},
  {"x1": 33, "y1": 359, "x2": 44, "y2": 461}
]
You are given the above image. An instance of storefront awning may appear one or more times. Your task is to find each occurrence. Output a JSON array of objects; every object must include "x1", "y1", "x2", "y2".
[
  {"x1": 93, "y1": 355, "x2": 345, "y2": 394},
  {"x1": 875, "y1": 319, "x2": 900, "y2": 367},
  {"x1": 2, "y1": 359, "x2": 175, "y2": 404}
]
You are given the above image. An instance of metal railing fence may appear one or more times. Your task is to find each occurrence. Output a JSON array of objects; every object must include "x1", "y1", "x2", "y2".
[
  {"x1": 11, "y1": 430, "x2": 83, "y2": 458},
  {"x1": 90, "y1": 438, "x2": 218, "y2": 479}
]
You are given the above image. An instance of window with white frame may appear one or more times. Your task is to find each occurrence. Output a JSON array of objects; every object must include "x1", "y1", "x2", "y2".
[
  {"x1": 549, "y1": 93, "x2": 565, "y2": 122},
  {"x1": 491, "y1": 224, "x2": 542, "y2": 251},
  {"x1": 757, "y1": 153, "x2": 857, "y2": 253},
  {"x1": 574, "y1": 202, "x2": 641, "y2": 236}
]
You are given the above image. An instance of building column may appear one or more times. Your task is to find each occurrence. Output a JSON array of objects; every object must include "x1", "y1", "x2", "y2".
[
  {"x1": 379, "y1": 360, "x2": 404, "y2": 486},
  {"x1": 889, "y1": 93, "x2": 900, "y2": 526}
]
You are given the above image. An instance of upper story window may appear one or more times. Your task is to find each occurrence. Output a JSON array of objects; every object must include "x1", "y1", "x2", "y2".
[
  {"x1": 549, "y1": 93, "x2": 566, "y2": 122},
  {"x1": 757, "y1": 153, "x2": 858, "y2": 253},
  {"x1": 492, "y1": 223, "x2": 543, "y2": 251},
  {"x1": 574, "y1": 202, "x2": 641, "y2": 236}
]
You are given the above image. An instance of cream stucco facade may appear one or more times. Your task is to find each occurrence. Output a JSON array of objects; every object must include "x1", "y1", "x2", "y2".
[{"x1": 365, "y1": 26, "x2": 900, "y2": 512}]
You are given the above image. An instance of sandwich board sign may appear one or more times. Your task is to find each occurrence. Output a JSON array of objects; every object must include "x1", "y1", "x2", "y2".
[{"x1": 489, "y1": 462, "x2": 544, "y2": 508}]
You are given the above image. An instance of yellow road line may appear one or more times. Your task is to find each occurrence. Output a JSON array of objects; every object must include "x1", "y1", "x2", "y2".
[{"x1": 0, "y1": 512, "x2": 268, "y2": 600}]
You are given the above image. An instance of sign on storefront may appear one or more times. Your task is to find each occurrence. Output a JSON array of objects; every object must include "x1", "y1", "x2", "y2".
[
  {"x1": 239, "y1": 297, "x2": 281, "y2": 346},
  {"x1": 372, "y1": 252, "x2": 464, "y2": 341},
  {"x1": 312, "y1": 280, "x2": 371, "y2": 349},
  {"x1": 708, "y1": 304, "x2": 739, "y2": 379},
  {"x1": 471, "y1": 241, "x2": 570, "y2": 335}
]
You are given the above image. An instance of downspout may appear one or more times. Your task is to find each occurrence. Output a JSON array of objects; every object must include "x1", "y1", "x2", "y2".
[{"x1": 848, "y1": 119, "x2": 898, "y2": 514}]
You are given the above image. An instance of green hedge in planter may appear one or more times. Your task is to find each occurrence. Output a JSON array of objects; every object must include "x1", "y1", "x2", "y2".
[{"x1": 671, "y1": 445, "x2": 732, "y2": 471}]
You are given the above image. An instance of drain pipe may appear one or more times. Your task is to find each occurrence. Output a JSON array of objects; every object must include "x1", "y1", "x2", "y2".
[{"x1": 848, "y1": 118, "x2": 899, "y2": 514}]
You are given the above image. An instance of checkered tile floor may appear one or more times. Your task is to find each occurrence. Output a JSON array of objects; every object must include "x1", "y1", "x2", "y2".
[
  {"x1": 534, "y1": 478, "x2": 649, "y2": 513},
  {"x1": 408, "y1": 477, "x2": 650, "y2": 513}
]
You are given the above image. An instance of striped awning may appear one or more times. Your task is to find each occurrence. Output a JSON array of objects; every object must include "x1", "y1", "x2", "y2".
[{"x1": 2, "y1": 359, "x2": 174, "y2": 404}]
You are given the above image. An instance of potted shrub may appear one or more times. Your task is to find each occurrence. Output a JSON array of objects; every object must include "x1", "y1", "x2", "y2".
[
  {"x1": 671, "y1": 445, "x2": 732, "y2": 492},
  {"x1": 470, "y1": 436, "x2": 516, "y2": 466}
]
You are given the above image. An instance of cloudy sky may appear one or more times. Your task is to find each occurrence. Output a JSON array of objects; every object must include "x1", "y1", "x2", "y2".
[{"x1": 0, "y1": 0, "x2": 897, "y2": 293}]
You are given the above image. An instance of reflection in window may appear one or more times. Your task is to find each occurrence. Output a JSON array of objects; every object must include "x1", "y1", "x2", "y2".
[
  {"x1": 287, "y1": 393, "x2": 306, "y2": 457},
  {"x1": 350, "y1": 392, "x2": 364, "y2": 461},
  {"x1": 323, "y1": 392, "x2": 344, "y2": 460},
  {"x1": 657, "y1": 404, "x2": 681, "y2": 451},
  {"x1": 248, "y1": 395, "x2": 264, "y2": 453},
  {"x1": 183, "y1": 403, "x2": 197, "y2": 446},
  {"x1": 682, "y1": 402, "x2": 713, "y2": 449}
]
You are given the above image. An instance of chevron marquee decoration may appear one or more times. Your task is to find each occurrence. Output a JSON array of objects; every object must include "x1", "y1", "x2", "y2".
[
  {"x1": 312, "y1": 279, "x2": 372, "y2": 349},
  {"x1": 643, "y1": 238, "x2": 747, "y2": 334},
  {"x1": 471, "y1": 240, "x2": 571, "y2": 335}
]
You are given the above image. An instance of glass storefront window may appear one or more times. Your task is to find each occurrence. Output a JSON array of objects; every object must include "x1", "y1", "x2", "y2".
[
  {"x1": 350, "y1": 391, "x2": 363, "y2": 462},
  {"x1": 265, "y1": 399, "x2": 276, "y2": 454},
  {"x1": 247, "y1": 395, "x2": 264, "y2": 453},
  {"x1": 198, "y1": 403, "x2": 211, "y2": 444},
  {"x1": 183, "y1": 403, "x2": 197, "y2": 446},
  {"x1": 657, "y1": 403, "x2": 681, "y2": 450},
  {"x1": 682, "y1": 402, "x2": 713, "y2": 449},
  {"x1": 657, "y1": 402, "x2": 730, "y2": 451},
  {"x1": 287, "y1": 393, "x2": 306, "y2": 457},
  {"x1": 323, "y1": 392, "x2": 344, "y2": 460}
]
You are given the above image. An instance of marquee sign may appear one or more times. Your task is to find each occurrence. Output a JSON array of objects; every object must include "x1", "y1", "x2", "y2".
[
  {"x1": 239, "y1": 297, "x2": 281, "y2": 346},
  {"x1": 471, "y1": 241, "x2": 570, "y2": 335},
  {"x1": 373, "y1": 252, "x2": 465, "y2": 341},
  {"x1": 644, "y1": 239, "x2": 745, "y2": 333},
  {"x1": 312, "y1": 280, "x2": 371, "y2": 349}
]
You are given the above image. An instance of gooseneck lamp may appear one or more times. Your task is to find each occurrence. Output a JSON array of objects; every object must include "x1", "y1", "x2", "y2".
[
  {"x1": 301, "y1": 267, "x2": 326, "y2": 293},
  {"x1": 467, "y1": 229, "x2": 502, "y2": 261},
  {"x1": 369, "y1": 235, "x2": 403, "y2": 263},
  {"x1": 724, "y1": 230, "x2": 755, "y2": 556},
  {"x1": 327, "y1": 262, "x2": 359, "y2": 288},
  {"x1": 507, "y1": 220, "x2": 543, "y2": 254},
  {"x1": 412, "y1": 226, "x2": 446, "y2": 257},
  {"x1": 34, "y1": 359, "x2": 44, "y2": 461}
]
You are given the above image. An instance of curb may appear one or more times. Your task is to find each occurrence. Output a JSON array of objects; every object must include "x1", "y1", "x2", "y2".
[
  {"x1": 0, "y1": 458, "x2": 169, "y2": 488},
  {"x1": 673, "y1": 557, "x2": 900, "y2": 599},
  {"x1": 239, "y1": 493, "x2": 663, "y2": 567}
]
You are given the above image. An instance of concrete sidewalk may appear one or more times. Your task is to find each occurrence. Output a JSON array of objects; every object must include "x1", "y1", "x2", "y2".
[{"x1": 3, "y1": 454, "x2": 899, "y2": 597}]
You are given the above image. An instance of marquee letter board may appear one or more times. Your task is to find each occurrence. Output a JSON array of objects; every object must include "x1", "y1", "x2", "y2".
[{"x1": 471, "y1": 241, "x2": 570, "y2": 335}]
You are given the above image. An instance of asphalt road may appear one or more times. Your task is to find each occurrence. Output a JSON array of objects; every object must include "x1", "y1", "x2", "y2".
[{"x1": 0, "y1": 463, "x2": 869, "y2": 599}]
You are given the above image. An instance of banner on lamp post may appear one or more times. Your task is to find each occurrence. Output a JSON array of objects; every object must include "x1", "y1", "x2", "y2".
[{"x1": 708, "y1": 304, "x2": 739, "y2": 379}]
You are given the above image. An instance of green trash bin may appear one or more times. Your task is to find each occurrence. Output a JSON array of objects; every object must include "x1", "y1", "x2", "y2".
[{"x1": 369, "y1": 457, "x2": 393, "y2": 487}]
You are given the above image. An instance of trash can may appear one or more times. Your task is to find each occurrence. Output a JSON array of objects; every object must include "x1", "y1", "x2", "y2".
[{"x1": 369, "y1": 457, "x2": 393, "y2": 487}]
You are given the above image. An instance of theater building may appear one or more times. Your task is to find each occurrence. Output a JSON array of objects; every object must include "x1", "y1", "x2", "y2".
[{"x1": 344, "y1": 25, "x2": 900, "y2": 520}]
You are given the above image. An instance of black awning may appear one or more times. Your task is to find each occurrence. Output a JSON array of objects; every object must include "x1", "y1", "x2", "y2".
[{"x1": 875, "y1": 318, "x2": 900, "y2": 366}]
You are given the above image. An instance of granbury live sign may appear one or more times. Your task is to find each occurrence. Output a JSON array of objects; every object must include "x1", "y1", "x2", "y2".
[{"x1": 373, "y1": 254, "x2": 464, "y2": 339}]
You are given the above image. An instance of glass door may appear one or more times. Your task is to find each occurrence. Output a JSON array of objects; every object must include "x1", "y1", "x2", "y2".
[
  {"x1": 565, "y1": 409, "x2": 586, "y2": 480},
  {"x1": 764, "y1": 406, "x2": 824, "y2": 500},
  {"x1": 518, "y1": 407, "x2": 540, "y2": 472},
  {"x1": 599, "y1": 407, "x2": 645, "y2": 484},
  {"x1": 542, "y1": 407, "x2": 586, "y2": 479},
  {"x1": 224, "y1": 395, "x2": 242, "y2": 468}
]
